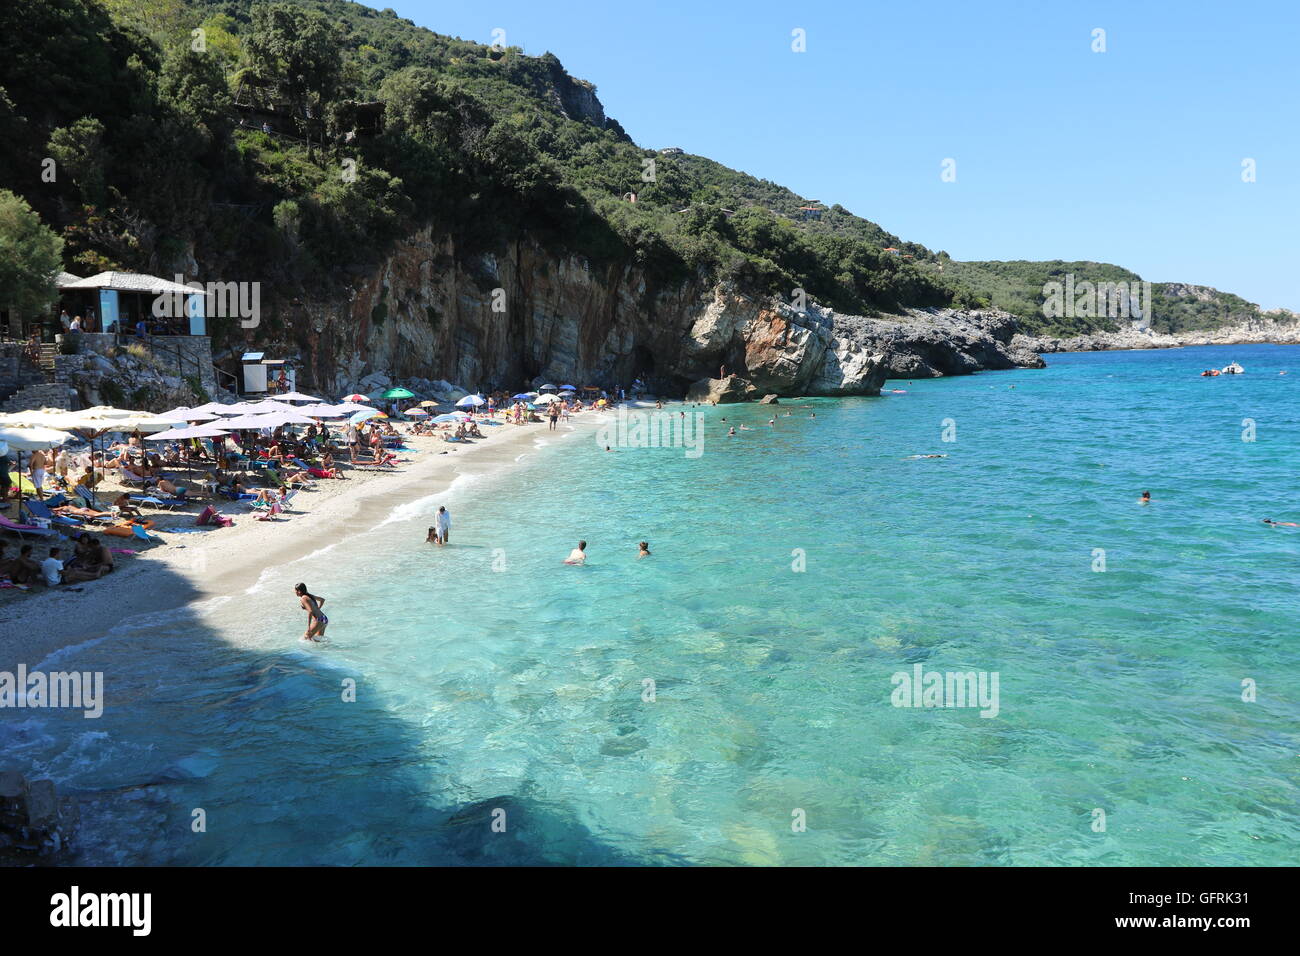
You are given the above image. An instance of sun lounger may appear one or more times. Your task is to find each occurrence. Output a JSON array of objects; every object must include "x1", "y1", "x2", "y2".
[
  {"x1": 0, "y1": 515, "x2": 56, "y2": 538},
  {"x1": 130, "y1": 495, "x2": 189, "y2": 510},
  {"x1": 23, "y1": 499, "x2": 85, "y2": 529}
]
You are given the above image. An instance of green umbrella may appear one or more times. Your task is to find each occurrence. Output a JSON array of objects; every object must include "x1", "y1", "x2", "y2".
[{"x1": 381, "y1": 387, "x2": 416, "y2": 400}]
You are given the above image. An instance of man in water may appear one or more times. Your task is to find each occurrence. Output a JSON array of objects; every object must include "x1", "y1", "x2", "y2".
[
  {"x1": 434, "y1": 505, "x2": 451, "y2": 545},
  {"x1": 1263, "y1": 518, "x2": 1299, "y2": 527},
  {"x1": 564, "y1": 540, "x2": 587, "y2": 564},
  {"x1": 294, "y1": 583, "x2": 328, "y2": 641},
  {"x1": 1140, "y1": 491, "x2": 1151, "y2": 504}
]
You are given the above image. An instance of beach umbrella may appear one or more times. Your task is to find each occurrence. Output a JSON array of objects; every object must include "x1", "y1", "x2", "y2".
[
  {"x1": 349, "y1": 409, "x2": 384, "y2": 424},
  {"x1": 0, "y1": 425, "x2": 72, "y2": 452},
  {"x1": 538, "y1": 384, "x2": 557, "y2": 392},
  {"x1": 0, "y1": 425, "x2": 72, "y2": 517},
  {"x1": 533, "y1": 393, "x2": 560, "y2": 405},
  {"x1": 187, "y1": 401, "x2": 239, "y2": 416},
  {"x1": 294, "y1": 403, "x2": 350, "y2": 418},
  {"x1": 558, "y1": 391, "x2": 576, "y2": 397},
  {"x1": 511, "y1": 393, "x2": 534, "y2": 400},
  {"x1": 159, "y1": 406, "x2": 221, "y2": 423},
  {"x1": 381, "y1": 387, "x2": 416, "y2": 400},
  {"x1": 404, "y1": 407, "x2": 429, "y2": 417},
  {"x1": 240, "y1": 400, "x2": 299, "y2": 415},
  {"x1": 144, "y1": 424, "x2": 231, "y2": 441},
  {"x1": 342, "y1": 393, "x2": 370, "y2": 403},
  {"x1": 277, "y1": 390, "x2": 322, "y2": 403},
  {"x1": 431, "y1": 413, "x2": 469, "y2": 423},
  {"x1": 559, "y1": 384, "x2": 577, "y2": 390},
  {"x1": 455, "y1": 394, "x2": 485, "y2": 407},
  {"x1": 418, "y1": 400, "x2": 438, "y2": 408}
]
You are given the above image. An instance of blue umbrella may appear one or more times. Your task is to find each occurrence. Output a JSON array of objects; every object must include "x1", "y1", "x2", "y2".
[
  {"x1": 511, "y1": 392, "x2": 534, "y2": 400},
  {"x1": 432, "y1": 413, "x2": 469, "y2": 423},
  {"x1": 455, "y1": 394, "x2": 485, "y2": 407},
  {"x1": 559, "y1": 384, "x2": 577, "y2": 390}
]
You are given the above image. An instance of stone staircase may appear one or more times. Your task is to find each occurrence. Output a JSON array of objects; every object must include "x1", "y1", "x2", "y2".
[{"x1": 0, "y1": 381, "x2": 75, "y2": 413}]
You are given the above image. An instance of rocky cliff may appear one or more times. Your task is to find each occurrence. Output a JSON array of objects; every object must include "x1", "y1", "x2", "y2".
[
  {"x1": 228, "y1": 228, "x2": 1045, "y2": 400},
  {"x1": 1028, "y1": 315, "x2": 1300, "y2": 353}
]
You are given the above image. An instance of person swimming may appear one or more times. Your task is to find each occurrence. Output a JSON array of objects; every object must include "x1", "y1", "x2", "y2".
[
  {"x1": 1140, "y1": 491, "x2": 1151, "y2": 504},
  {"x1": 564, "y1": 541, "x2": 588, "y2": 565},
  {"x1": 728, "y1": 426, "x2": 736, "y2": 435},
  {"x1": 904, "y1": 454, "x2": 947, "y2": 460},
  {"x1": 1263, "y1": 518, "x2": 1299, "y2": 527},
  {"x1": 637, "y1": 541, "x2": 651, "y2": 558},
  {"x1": 294, "y1": 583, "x2": 328, "y2": 642}
]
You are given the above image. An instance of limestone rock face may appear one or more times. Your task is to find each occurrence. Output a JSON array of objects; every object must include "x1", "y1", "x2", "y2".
[
  {"x1": 759, "y1": 394, "x2": 780, "y2": 404},
  {"x1": 686, "y1": 375, "x2": 759, "y2": 404},
  {"x1": 227, "y1": 229, "x2": 1043, "y2": 400}
]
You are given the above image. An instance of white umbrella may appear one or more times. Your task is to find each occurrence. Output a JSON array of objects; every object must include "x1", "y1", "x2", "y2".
[
  {"x1": 159, "y1": 406, "x2": 221, "y2": 423},
  {"x1": 0, "y1": 425, "x2": 72, "y2": 452},
  {"x1": 218, "y1": 413, "x2": 305, "y2": 430},
  {"x1": 348, "y1": 408, "x2": 384, "y2": 424},
  {"x1": 189, "y1": 401, "x2": 237, "y2": 415},
  {"x1": 432, "y1": 413, "x2": 469, "y2": 423},
  {"x1": 455, "y1": 394, "x2": 485, "y2": 407},
  {"x1": 333, "y1": 402, "x2": 371, "y2": 413},
  {"x1": 277, "y1": 390, "x2": 322, "y2": 403},
  {"x1": 539, "y1": 384, "x2": 557, "y2": 391},
  {"x1": 144, "y1": 424, "x2": 231, "y2": 441},
  {"x1": 240, "y1": 400, "x2": 299, "y2": 415},
  {"x1": 533, "y1": 393, "x2": 561, "y2": 405},
  {"x1": 295, "y1": 403, "x2": 351, "y2": 418}
]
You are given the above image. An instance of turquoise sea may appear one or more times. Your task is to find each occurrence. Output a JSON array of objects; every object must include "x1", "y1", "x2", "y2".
[{"x1": 4, "y1": 344, "x2": 1298, "y2": 865}]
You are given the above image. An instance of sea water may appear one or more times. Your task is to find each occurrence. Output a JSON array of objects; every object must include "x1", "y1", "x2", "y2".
[{"x1": 3, "y1": 344, "x2": 1297, "y2": 865}]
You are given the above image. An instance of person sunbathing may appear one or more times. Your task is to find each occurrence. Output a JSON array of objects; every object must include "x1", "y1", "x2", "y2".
[
  {"x1": 142, "y1": 476, "x2": 188, "y2": 498},
  {"x1": 113, "y1": 493, "x2": 143, "y2": 518}
]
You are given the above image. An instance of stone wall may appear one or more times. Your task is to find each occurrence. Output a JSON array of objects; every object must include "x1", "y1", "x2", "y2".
[{"x1": 69, "y1": 332, "x2": 217, "y2": 395}]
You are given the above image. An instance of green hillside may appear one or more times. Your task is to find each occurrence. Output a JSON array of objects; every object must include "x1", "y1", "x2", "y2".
[{"x1": 0, "y1": 0, "x2": 1276, "y2": 340}]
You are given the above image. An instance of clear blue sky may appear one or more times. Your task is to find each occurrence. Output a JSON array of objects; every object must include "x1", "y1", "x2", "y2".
[{"x1": 393, "y1": 0, "x2": 1298, "y2": 310}]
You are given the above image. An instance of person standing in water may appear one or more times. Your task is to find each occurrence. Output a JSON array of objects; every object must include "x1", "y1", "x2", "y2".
[
  {"x1": 295, "y1": 583, "x2": 328, "y2": 641},
  {"x1": 434, "y1": 505, "x2": 451, "y2": 545},
  {"x1": 564, "y1": 540, "x2": 587, "y2": 564},
  {"x1": 637, "y1": 541, "x2": 651, "y2": 558}
]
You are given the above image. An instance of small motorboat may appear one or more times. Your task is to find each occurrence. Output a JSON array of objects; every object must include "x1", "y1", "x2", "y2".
[{"x1": 1221, "y1": 362, "x2": 1244, "y2": 374}]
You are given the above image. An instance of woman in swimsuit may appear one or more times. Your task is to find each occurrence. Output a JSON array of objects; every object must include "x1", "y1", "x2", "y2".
[{"x1": 295, "y1": 583, "x2": 328, "y2": 641}]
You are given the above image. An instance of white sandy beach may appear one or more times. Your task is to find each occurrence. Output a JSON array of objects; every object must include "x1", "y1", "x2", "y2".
[{"x1": 0, "y1": 415, "x2": 604, "y2": 670}]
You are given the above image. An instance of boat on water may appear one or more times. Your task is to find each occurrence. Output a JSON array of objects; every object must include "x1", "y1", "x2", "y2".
[{"x1": 1222, "y1": 362, "x2": 1244, "y2": 374}]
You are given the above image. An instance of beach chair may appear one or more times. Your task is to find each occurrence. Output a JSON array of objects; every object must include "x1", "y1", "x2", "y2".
[
  {"x1": 0, "y1": 515, "x2": 56, "y2": 539},
  {"x1": 130, "y1": 494, "x2": 189, "y2": 511},
  {"x1": 131, "y1": 523, "x2": 163, "y2": 544},
  {"x1": 254, "y1": 502, "x2": 283, "y2": 522},
  {"x1": 23, "y1": 498, "x2": 85, "y2": 529}
]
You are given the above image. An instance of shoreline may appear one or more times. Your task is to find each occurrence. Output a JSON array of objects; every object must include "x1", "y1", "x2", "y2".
[
  {"x1": 1026, "y1": 331, "x2": 1300, "y2": 355},
  {"x1": 0, "y1": 415, "x2": 603, "y2": 672}
]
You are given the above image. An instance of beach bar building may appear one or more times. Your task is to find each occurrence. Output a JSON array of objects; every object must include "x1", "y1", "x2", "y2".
[{"x1": 58, "y1": 271, "x2": 206, "y2": 337}]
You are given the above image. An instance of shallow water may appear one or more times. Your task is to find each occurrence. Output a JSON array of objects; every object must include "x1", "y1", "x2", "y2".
[{"x1": 4, "y1": 344, "x2": 1298, "y2": 865}]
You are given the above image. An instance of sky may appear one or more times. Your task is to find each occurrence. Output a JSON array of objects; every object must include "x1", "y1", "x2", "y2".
[{"x1": 392, "y1": 0, "x2": 1299, "y2": 310}]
